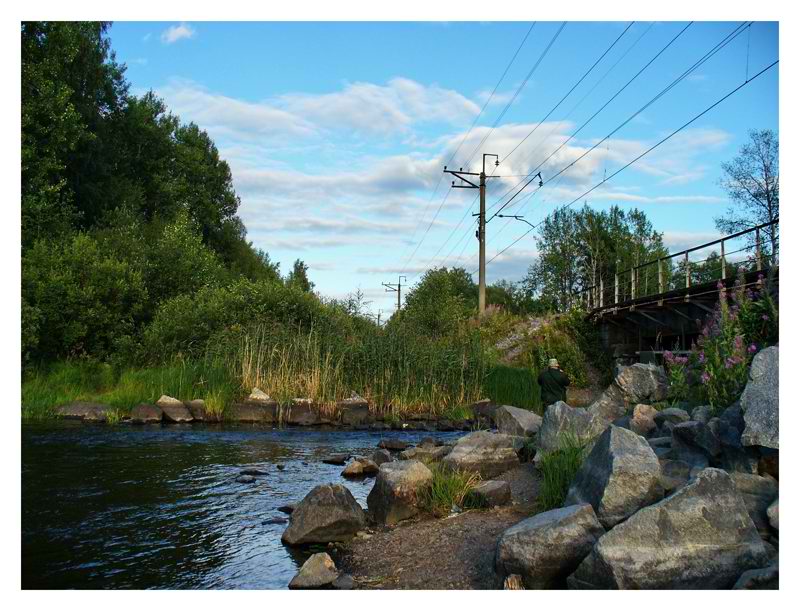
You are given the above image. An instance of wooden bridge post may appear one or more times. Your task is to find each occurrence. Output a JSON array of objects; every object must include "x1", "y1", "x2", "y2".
[
  {"x1": 658, "y1": 258, "x2": 664, "y2": 306},
  {"x1": 720, "y1": 240, "x2": 726, "y2": 281}
]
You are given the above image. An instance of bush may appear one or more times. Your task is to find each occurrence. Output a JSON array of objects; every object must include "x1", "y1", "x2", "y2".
[
  {"x1": 22, "y1": 234, "x2": 149, "y2": 362},
  {"x1": 537, "y1": 433, "x2": 587, "y2": 512}
]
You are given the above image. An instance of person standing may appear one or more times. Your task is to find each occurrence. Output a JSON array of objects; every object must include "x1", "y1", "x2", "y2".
[{"x1": 538, "y1": 358, "x2": 570, "y2": 408}]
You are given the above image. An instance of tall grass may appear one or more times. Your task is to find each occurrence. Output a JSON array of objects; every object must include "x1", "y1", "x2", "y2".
[
  {"x1": 219, "y1": 323, "x2": 489, "y2": 417},
  {"x1": 420, "y1": 464, "x2": 483, "y2": 517},
  {"x1": 537, "y1": 432, "x2": 587, "y2": 512},
  {"x1": 484, "y1": 364, "x2": 541, "y2": 413}
]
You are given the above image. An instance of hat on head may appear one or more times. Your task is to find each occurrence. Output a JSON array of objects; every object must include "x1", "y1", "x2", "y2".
[{"x1": 548, "y1": 358, "x2": 559, "y2": 368}]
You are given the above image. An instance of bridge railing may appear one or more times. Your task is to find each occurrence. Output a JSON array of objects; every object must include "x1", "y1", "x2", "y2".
[{"x1": 578, "y1": 218, "x2": 779, "y2": 312}]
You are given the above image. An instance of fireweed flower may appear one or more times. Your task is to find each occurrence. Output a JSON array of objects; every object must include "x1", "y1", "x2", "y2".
[
  {"x1": 748, "y1": 344, "x2": 758, "y2": 354},
  {"x1": 701, "y1": 372, "x2": 711, "y2": 384},
  {"x1": 762, "y1": 314, "x2": 769, "y2": 321},
  {"x1": 698, "y1": 352, "x2": 706, "y2": 363}
]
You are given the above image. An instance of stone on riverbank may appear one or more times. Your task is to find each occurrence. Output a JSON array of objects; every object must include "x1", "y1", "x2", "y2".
[
  {"x1": 496, "y1": 504, "x2": 605, "y2": 589},
  {"x1": 159, "y1": 397, "x2": 193, "y2": 423},
  {"x1": 741, "y1": 346, "x2": 779, "y2": 450},
  {"x1": 284, "y1": 399, "x2": 321, "y2": 426},
  {"x1": 568, "y1": 468, "x2": 770, "y2": 589},
  {"x1": 282, "y1": 484, "x2": 367, "y2": 545},
  {"x1": 185, "y1": 399, "x2": 207, "y2": 421},
  {"x1": 341, "y1": 457, "x2": 379, "y2": 478},
  {"x1": 470, "y1": 480, "x2": 511, "y2": 507},
  {"x1": 371, "y1": 449, "x2": 393, "y2": 466},
  {"x1": 378, "y1": 438, "x2": 411, "y2": 451},
  {"x1": 536, "y1": 402, "x2": 607, "y2": 454},
  {"x1": 399, "y1": 445, "x2": 450, "y2": 462},
  {"x1": 730, "y1": 472, "x2": 778, "y2": 537},
  {"x1": 230, "y1": 403, "x2": 275, "y2": 423},
  {"x1": 494, "y1": 405, "x2": 542, "y2": 438},
  {"x1": 630, "y1": 404, "x2": 658, "y2": 437},
  {"x1": 565, "y1": 425, "x2": 663, "y2": 529},
  {"x1": 246, "y1": 388, "x2": 272, "y2": 403},
  {"x1": 55, "y1": 401, "x2": 111, "y2": 421},
  {"x1": 367, "y1": 460, "x2": 433, "y2": 526},
  {"x1": 322, "y1": 454, "x2": 350, "y2": 466},
  {"x1": 130, "y1": 403, "x2": 163, "y2": 424},
  {"x1": 338, "y1": 395, "x2": 372, "y2": 426},
  {"x1": 442, "y1": 431, "x2": 520, "y2": 478},
  {"x1": 288, "y1": 552, "x2": 339, "y2": 589}
]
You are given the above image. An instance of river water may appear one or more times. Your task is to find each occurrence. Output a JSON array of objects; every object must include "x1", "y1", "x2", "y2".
[{"x1": 21, "y1": 422, "x2": 459, "y2": 590}]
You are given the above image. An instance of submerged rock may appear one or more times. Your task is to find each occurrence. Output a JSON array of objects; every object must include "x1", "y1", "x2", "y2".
[
  {"x1": 288, "y1": 552, "x2": 339, "y2": 589},
  {"x1": 495, "y1": 504, "x2": 605, "y2": 589},
  {"x1": 322, "y1": 454, "x2": 350, "y2": 466},
  {"x1": 741, "y1": 346, "x2": 779, "y2": 450},
  {"x1": 378, "y1": 438, "x2": 411, "y2": 451},
  {"x1": 341, "y1": 457, "x2": 379, "y2": 478},
  {"x1": 367, "y1": 460, "x2": 433, "y2": 526},
  {"x1": 442, "y1": 431, "x2": 520, "y2": 478},
  {"x1": 239, "y1": 468, "x2": 268, "y2": 476},
  {"x1": 565, "y1": 425, "x2": 663, "y2": 529},
  {"x1": 55, "y1": 401, "x2": 111, "y2": 421},
  {"x1": 281, "y1": 484, "x2": 367, "y2": 545},
  {"x1": 568, "y1": 468, "x2": 770, "y2": 589}
]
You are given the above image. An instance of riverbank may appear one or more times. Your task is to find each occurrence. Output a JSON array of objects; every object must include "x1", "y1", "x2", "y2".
[{"x1": 335, "y1": 464, "x2": 539, "y2": 590}]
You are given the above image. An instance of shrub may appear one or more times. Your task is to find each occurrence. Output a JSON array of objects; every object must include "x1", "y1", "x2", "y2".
[
  {"x1": 537, "y1": 433, "x2": 587, "y2": 512},
  {"x1": 22, "y1": 234, "x2": 149, "y2": 362},
  {"x1": 420, "y1": 464, "x2": 483, "y2": 517}
]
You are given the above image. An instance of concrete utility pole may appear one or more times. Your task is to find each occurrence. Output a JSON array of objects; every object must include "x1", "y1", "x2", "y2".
[
  {"x1": 382, "y1": 276, "x2": 406, "y2": 312},
  {"x1": 444, "y1": 154, "x2": 499, "y2": 315}
]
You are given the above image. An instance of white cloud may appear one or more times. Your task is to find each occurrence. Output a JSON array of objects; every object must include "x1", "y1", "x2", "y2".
[{"x1": 161, "y1": 22, "x2": 196, "y2": 44}]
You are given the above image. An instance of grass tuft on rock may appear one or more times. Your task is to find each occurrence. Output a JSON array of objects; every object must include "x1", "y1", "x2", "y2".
[
  {"x1": 536, "y1": 432, "x2": 587, "y2": 512},
  {"x1": 420, "y1": 464, "x2": 484, "y2": 518}
]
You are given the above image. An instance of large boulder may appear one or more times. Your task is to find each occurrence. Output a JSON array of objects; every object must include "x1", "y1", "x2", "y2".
[
  {"x1": 733, "y1": 564, "x2": 779, "y2": 590},
  {"x1": 185, "y1": 399, "x2": 207, "y2": 421},
  {"x1": 399, "y1": 445, "x2": 450, "y2": 462},
  {"x1": 767, "y1": 497, "x2": 778, "y2": 531},
  {"x1": 565, "y1": 426, "x2": 663, "y2": 528},
  {"x1": 284, "y1": 399, "x2": 321, "y2": 426},
  {"x1": 229, "y1": 403, "x2": 275, "y2": 423},
  {"x1": 371, "y1": 449, "x2": 393, "y2": 466},
  {"x1": 367, "y1": 460, "x2": 433, "y2": 525},
  {"x1": 740, "y1": 346, "x2": 779, "y2": 449},
  {"x1": 669, "y1": 420, "x2": 720, "y2": 469},
  {"x1": 338, "y1": 395, "x2": 372, "y2": 426},
  {"x1": 536, "y1": 402, "x2": 607, "y2": 454},
  {"x1": 568, "y1": 469, "x2": 770, "y2": 589},
  {"x1": 729, "y1": 473, "x2": 778, "y2": 537},
  {"x1": 288, "y1": 552, "x2": 339, "y2": 589},
  {"x1": 709, "y1": 416, "x2": 760, "y2": 474},
  {"x1": 281, "y1": 484, "x2": 366, "y2": 545},
  {"x1": 246, "y1": 388, "x2": 273, "y2": 403},
  {"x1": 157, "y1": 396, "x2": 193, "y2": 423},
  {"x1": 495, "y1": 504, "x2": 605, "y2": 589},
  {"x1": 442, "y1": 431, "x2": 520, "y2": 478},
  {"x1": 494, "y1": 405, "x2": 542, "y2": 438},
  {"x1": 614, "y1": 363, "x2": 669, "y2": 404},
  {"x1": 130, "y1": 403, "x2": 163, "y2": 424}
]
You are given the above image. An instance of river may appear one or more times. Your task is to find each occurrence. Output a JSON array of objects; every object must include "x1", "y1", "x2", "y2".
[{"x1": 21, "y1": 422, "x2": 459, "y2": 589}]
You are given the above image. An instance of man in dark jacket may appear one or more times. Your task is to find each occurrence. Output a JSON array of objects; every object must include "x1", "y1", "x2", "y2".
[{"x1": 538, "y1": 358, "x2": 570, "y2": 408}]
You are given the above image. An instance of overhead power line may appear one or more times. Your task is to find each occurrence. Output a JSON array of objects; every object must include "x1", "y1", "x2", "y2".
[{"x1": 475, "y1": 58, "x2": 779, "y2": 274}]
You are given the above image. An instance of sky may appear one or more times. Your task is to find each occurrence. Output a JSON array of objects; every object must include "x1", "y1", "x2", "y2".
[{"x1": 108, "y1": 21, "x2": 779, "y2": 318}]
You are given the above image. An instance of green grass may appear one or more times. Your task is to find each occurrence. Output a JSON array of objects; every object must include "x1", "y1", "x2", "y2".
[
  {"x1": 22, "y1": 358, "x2": 240, "y2": 420},
  {"x1": 484, "y1": 364, "x2": 541, "y2": 413},
  {"x1": 537, "y1": 433, "x2": 587, "y2": 512},
  {"x1": 420, "y1": 464, "x2": 484, "y2": 517}
]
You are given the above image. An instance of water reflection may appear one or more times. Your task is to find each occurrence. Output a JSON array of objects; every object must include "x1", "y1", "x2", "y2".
[{"x1": 22, "y1": 422, "x2": 458, "y2": 589}]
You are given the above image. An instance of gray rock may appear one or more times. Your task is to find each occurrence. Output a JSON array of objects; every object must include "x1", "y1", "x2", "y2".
[
  {"x1": 378, "y1": 438, "x2": 411, "y2": 451},
  {"x1": 614, "y1": 363, "x2": 669, "y2": 404},
  {"x1": 586, "y1": 387, "x2": 627, "y2": 424},
  {"x1": 235, "y1": 475, "x2": 256, "y2": 484},
  {"x1": 730, "y1": 473, "x2": 778, "y2": 536},
  {"x1": 537, "y1": 402, "x2": 608, "y2": 454},
  {"x1": 371, "y1": 449, "x2": 393, "y2": 466},
  {"x1": 630, "y1": 404, "x2": 658, "y2": 437},
  {"x1": 185, "y1": 399, "x2": 207, "y2": 421},
  {"x1": 281, "y1": 484, "x2": 367, "y2": 545},
  {"x1": 470, "y1": 480, "x2": 511, "y2": 507},
  {"x1": 495, "y1": 504, "x2": 605, "y2": 589},
  {"x1": 322, "y1": 454, "x2": 350, "y2": 466},
  {"x1": 691, "y1": 405, "x2": 713, "y2": 424},
  {"x1": 471, "y1": 399, "x2": 497, "y2": 425},
  {"x1": 565, "y1": 426, "x2": 663, "y2": 528},
  {"x1": 285, "y1": 399, "x2": 321, "y2": 426},
  {"x1": 288, "y1": 552, "x2": 339, "y2": 589},
  {"x1": 130, "y1": 403, "x2": 163, "y2": 424},
  {"x1": 669, "y1": 420, "x2": 720, "y2": 470},
  {"x1": 653, "y1": 407, "x2": 690, "y2": 427},
  {"x1": 229, "y1": 403, "x2": 274, "y2": 423},
  {"x1": 341, "y1": 457, "x2": 379, "y2": 478},
  {"x1": 338, "y1": 397, "x2": 372, "y2": 426},
  {"x1": 399, "y1": 445, "x2": 450, "y2": 462},
  {"x1": 367, "y1": 460, "x2": 433, "y2": 526},
  {"x1": 160, "y1": 402, "x2": 193, "y2": 423},
  {"x1": 495, "y1": 405, "x2": 543, "y2": 438},
  {"x1": 239, "y1": 468, "x2": 268, "y2": 476},
  {"x1": 767, "y1": 497, "x2": 778, "y2": 530},
  {"x1": 719, "y1": 401, "x2": 745, "y2": 433},
  {"x1": 277, "y1": 504, "x2": 296, "y2": 514},
  {"x1": 246, "y1": 388, "x2": 272, "y2": 403},
  {"x1": 659, "y1": 459, "x2": 691, "y2": 493},
  {"x1": 569, "y1": 468, "x2": 770, "y2": 589},
  {"x1": 741, "y1": 346, "x2": 779, "y2": 449},
  {"x1": 709, "y1": 416, "x2": 760, "y2": 474},
  {"x1": 442, "y1": 431, "x2": 520, "y2": 478},
  {"x1": 55, "y1": 401, "x2": 110, "y2": 421},
  {"x1": 733, "y1": 564, "x2": 779, "y2": 590},
  {"x1": 156, "y1": 395, "x2": 184, "y2": 409},
  {"x1": 332, "y1": 573, "x2": 355, "y2": 590}
]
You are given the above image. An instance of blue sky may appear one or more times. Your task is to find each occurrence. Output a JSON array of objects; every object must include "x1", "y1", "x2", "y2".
[{"x1": 109, "y1": 21, "x2": 779, "y2": 317}]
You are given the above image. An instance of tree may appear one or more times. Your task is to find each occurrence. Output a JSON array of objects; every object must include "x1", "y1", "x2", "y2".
[
  {"x1": 397, "y1": 267, "x2": 476, "y2": 337},
  {"x1": 715, "y1": 129, "x2": 779, "y2": 262},
  {"x1": 286, "y1": 259, "x2": 314, "y2": 292}
]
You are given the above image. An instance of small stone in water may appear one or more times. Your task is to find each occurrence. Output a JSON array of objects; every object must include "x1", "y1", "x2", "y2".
[
  {"x1": 263, "y1": 517, "x2": 288, "y2": 525},
  {"x1": 236, "y1": 475, "x2": 256, "y2": 484},
  {"x1": 276, "y1": 464, "x2": 286, "y2": 471},
  {"x1": 240, "y1": 468, "x2": 268, "y2": 476}
]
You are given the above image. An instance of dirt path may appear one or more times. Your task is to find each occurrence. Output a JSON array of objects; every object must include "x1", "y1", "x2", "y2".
[{"x1": 335, "y1": 464, "x2": 540, "y2": 590}]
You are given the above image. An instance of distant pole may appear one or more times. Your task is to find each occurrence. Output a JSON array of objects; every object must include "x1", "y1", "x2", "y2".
[
  {"x1": 382, "y1": 276, "x2": 406, "y2": 313},
  {"x1": 444, "y1": 153, "x2": 498, "y2": 317}
]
